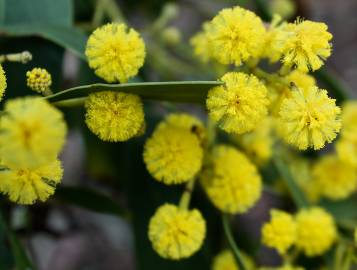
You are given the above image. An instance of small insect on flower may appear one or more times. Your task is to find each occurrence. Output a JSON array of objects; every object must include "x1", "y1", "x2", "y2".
[
  {"x1": 143, "y1": 115, "x2": 204, "y2": 185},
  {"x1": 0, "y1": 97, "x2": 67, "y2": 169},
  {"x1": 148, "y1": 204, "x2": 206, "y2": 260},
  {"x1": 278, "y1": 86, "x2": 341, "y2": 150},
  {"x1": 85, "y1": 91, "x2": 144, "y2": 142},
  {"x1": 312, "y1": 154, "x2": 357, "y2": 200},
  {"x1": 280, "y1": 19, "x2": 332, "y2": 72},
  {"x1": 207, "y1": 72, "x2": 269, "y2": 134},
  {"x1": 85, "y1": 23, "x2": 146, "y2": 83},
  {"x1": 0, "y1": 159, "x2": 63, "y2": 205},
  {"x1": 200, "y1": 145, "x2": 262, "y2": 214},
  {"x1": 295, "y1": 207, "x2": 337, "y2": 257},
  {"x1": 206, "y1": 6, "x2": 266, "y2": 66},
  {"x1": 26, "y1": 67, "x2": 52, "y2": 94},
  {"x1": 262, "y1": 209, "x2": 297, "y2": 254},
  {"x1": 0, "y1": 64, "x2": 7, "y2": 101}
]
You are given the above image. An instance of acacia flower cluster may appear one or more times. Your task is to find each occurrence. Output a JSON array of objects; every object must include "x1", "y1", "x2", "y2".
[{"x1": 1, "y1": 3, "x2": 356, "y2": 270}]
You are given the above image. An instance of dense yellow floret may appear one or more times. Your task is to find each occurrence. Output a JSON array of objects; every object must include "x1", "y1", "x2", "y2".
[
  {"x1": 190, "y1": 22, "x2": 214, "y2": 63},
  {"x1": 0, "y1": 64, "x2": 7, "y2": 101},
  {"x1": 268, "y1": 71, "x2": 316, "y2": 115},
  {"x1": 278, "y1": 87, "x2": 341, "y2": 150},
  {"x1": 206, "y1": 6, "x2": 266, "y2": 66},
  {"x1": 148, "y1": 204, "x2": 206, "y2": 260},
  {"x1": 0, "y1": 97, "x2": 67, "y2": 169},
  {"x1": 280, "y1": 20, "x2": 332, "y2": 72},
  {"x1": 207, "y1": 72, "x2": 269, "y2": 134},
  {"x1": 143, "y1": 122, "x2": 203, "y2": 185},
  {"x1": 0, "y1": 159, "x2": 63, "y2": 205},
  {"x1": 312, "y1": 154, "x2": 357, "y2": 200},
  {"x1": 85, "y1": 23, "x2": 146, "y2": 83},
  {"x1": 85, "y1": 91, "x2": 144, "y2": 142},
  {"x1": 336, "y1": 101, "x2": 357, "y2": 167},
  {"x1": 212, "y1": 250, "x2": 255, "y2": 270},
  {"x1": 262, "y1": 209, "x2": 297, "y2": 254},
  {"x1": 164, "y1": 113, "x2": 206, "y2": 144},
  {"x1": 233, "y1": 117, "x2": 273, "y2": 165},
  {"x1": 200, "y1": 145, "x2": 262, "y2": 214},
  {"x1": 295, "y1": 207, "x2": 337, "y2": 256},
  {"x1": 26, "y1": 67, "x2": 52, "y2": 94}
]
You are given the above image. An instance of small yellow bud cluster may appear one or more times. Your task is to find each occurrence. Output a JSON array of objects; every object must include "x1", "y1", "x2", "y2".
[
  {"x1": 261, "y1": 207, "x2": 337, "y2": 257},
  {"x1": 0, "y1": 97, "x2": 67, "y2": 204},
  {"x1": 26, "y1": 67, "x2": 52, "y2": 94}
]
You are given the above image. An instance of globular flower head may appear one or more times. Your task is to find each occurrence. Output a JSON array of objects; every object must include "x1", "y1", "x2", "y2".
[
  {"x1": 190, "y1": 23, "x2": 214, "y2": 63},
  {"x1": 85, "y1": 91, "x2": 144, "y2": 142},
  {"x1": 312, "y1": 154, "x2": 357, "y2": 200},
  {"x1": 233, "y1": 117, "x2": 273, "y2": 165},
  {"x1": 268, "y1": 71, "x2": 316, "y2": 116},
  {"x1": 280, "y1": 19, "x2": 332, "y2": 72},
  {"x1": 143, "y1": 115, "x2": 204, "y2": 185},
  {"x1": 0, "y1": 64, "x2": 7, "y2": 101},
  {"x1": 85, "y1": 23, "x2": 146, "y2": 83},
  {"x1": 207, "y1": 72, "x2": 269, "y2": 134},
  {"x1": 0, "y1": 159, "x2": 63, "y2": 205},
  {"x1": 278, "y1": 86, "x2": 341, "y2": 150},
  {"x1": 26, "y1": 67, "x2": 52, "y2": 94},
  {"x1": 200, "y1": 145, "x2": 262, "y2": 214},
  {"x1": 0, "y1": 97, "x2": 67, "y2": 169},
  {"x1": 262, "y1": 209, "x2": 297, "y2": 254},
  {"x1": 212, "y1": 250, "x2": 255, "y2": 270},
  {"x1": 206, "y1": 6, "x2": 266, "y2": 66},
  {"x1": 295, "y1": 207, "x2": 337, "y2": 256},
  {"x1": 148, "y1": 204, "x2": 206, "y2": 260}
]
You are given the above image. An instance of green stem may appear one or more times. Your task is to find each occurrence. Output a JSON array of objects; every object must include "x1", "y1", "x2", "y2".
[
  {"x1": 179, "y1": 179, "x2": 196, "y2": 210},
  {"x1": 104, "y1": 0, "x2": 126, "y2": 23},
  {"x1": 272, "y1": 153, "x2": 309, "y2": 208},
  {"x1": 222, "y1": 214, "x2": 247, "y2": 270}
]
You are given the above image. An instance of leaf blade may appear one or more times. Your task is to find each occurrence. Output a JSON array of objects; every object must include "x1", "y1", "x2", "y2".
[{"x1": 45, "y1": 81, "x2": 222, "y2": 103}]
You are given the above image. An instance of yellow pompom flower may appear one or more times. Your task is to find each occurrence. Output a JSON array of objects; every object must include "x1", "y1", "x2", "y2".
[
  {"x1": 26, "y1": 67, "x2": 52, "y2": 94},
  {"x1": 278, "y1": 87, "x2": 341, "y2": 150},
  {"x1": 0, "y1": 64, "x2": 7, "y2": 101},
  {"x1": 148, "y1": 204, "x2": 206, "y2": 260},
  {"x1": 262, "y1": 209, "x2": 297, "y2": 254},
  {"x1": 280, "y1": 20, "x2": 332, "y2": 72},
  {"x1": 336, "y1": 102, "x2": 357, "y2": 167},
  {"x1": 85, "y1": 23, "x2": 146, "y2": 83},
  {"x1": 206, "y1": 6, "x2": 266, "y2": 66},
  {"x1": 0, "y1": 159, "x2": 63, "y2": 205},
  {"x1": 312, "y1": 154, "x2": 357, "y2": 200},
  {"x1": 190, "y1": 22, "x2": 214, "y2": 63},
  {"x1": 200, "y1": 145, "x2": 262, "y2": 214},
  {"x1": 85, "y1": 91, "x2": 144, "y2": 142},
  {"x1": 295, "y1": 207, "x2": 337, "y2": 256},
  {"x1": 286, "y1": 70, "x2": 316, "y2": 91},
  {"x1": 0, "y1": 97, "x2": 67, "y2": 169},
  {"x1": 164, "y1": 113, "x2": 206, "y2": 144},
  {"x1": 212, "y1": 250, "x2": 255, "y2": 270},
  {"x1": 143, "y1": 122, "x2": 203, "y2": 185},
  {"x1": 207, "y1": 72, "x2": 269, "y2": 134},
  {"x1": 233, "y1": 117, "x2": 273, "y2": 165}
]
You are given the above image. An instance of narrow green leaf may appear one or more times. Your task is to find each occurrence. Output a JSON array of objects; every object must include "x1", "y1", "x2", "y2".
[
  {"x1": 272, "y1": 154, "x2": 309, "y2": 208},
  {"x1": 222, "y1": 214, "x2": 247, "y2": 270},
  {"x1": 0, "y1": 212, "x2": 34, "y2": 270},
  {"x1": 3, "y1": 0, "x2": 73, "y2": 26},
  {"x1": 0, "y1": 24, "x2": 86, "y2": 59},
  {"x1": 55, "y1": 186, "x2": 125, "y2": 216},
  {"x1": 46, "y1": 81, "x2": 222, "y2": 104}
]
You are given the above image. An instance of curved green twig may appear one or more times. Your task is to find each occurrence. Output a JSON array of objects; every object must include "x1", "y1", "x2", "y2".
[{"x1": 222, "y1": 214, "x2": 247, "y2": 270}]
